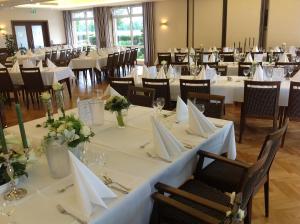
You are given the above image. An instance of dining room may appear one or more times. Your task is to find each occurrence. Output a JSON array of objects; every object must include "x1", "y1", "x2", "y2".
[{"x1": 0, "y1": 0, "x2": 299, "y2": 224}]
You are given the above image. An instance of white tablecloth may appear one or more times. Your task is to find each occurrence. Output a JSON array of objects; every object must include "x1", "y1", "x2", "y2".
[
  {"x1": 68, "y1": 56, "x2": 107, "y2": 70},
  {"x1": 12, "y1": 54, "x2": 45, "y2": 64},
  {"x1": 8, "y1": 67, "x2": 75, "y2": 86},
  {"x1": 4, "y1": 106, "x2": 236, "y2": 224}
]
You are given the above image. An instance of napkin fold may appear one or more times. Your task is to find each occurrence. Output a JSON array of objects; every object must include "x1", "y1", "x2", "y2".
[
  {"x1": 205, "y1": 65, "x2": 217, "y2": 81},
  {"x1": 253, "y1": 65, "x2": 264, "y2": 81},
  {"x1": 142, "y1": 65, "x2": 151, "y2": 78},
  {"x1": 292, "y1": 69, "x2": 300, "y2": 82},
  {"x1": 23, "y1": 59, "x2": 35, "y2": 68},
  {"x1": 188, "y1": 100, "x2": 217, "y2": 138},
  {"x1": 244, "y1": 53, "x2": 253, "y2": 63},
  {"x1": 252, "y1": 46, "x2": 259, "y2": 52},
  {"x1": 68, "y1": 151, "x2": 117, "y2": 218},
  {"x1": 26, "y1": 49, "x2": 34, "y2": 56},
  {"x1": 166, "y1": 65, "x2": 174, "y2": 78},
  {"x1": 198, "y1": 65, "x2": 206, "y2": 80},
  {"x1": 11, "y1": 61, "x2": 20, "y2": 73},
  {"x1": 273, "y1": 46, "x2": 281, "y2": 52},
  {"x1": 176, "y1": 96, "x2": 188, "y2": 123},
  {"x1": 103, "y1": 85, "x2": 121, "y2": 97},
  {"x1": 209, "y1": 54, "x2": 216, "y2": 62},
  {"x1": 47, "y1": 59, "x2": 57, "y2": 68},
  {"x1": 0, "y1": 63, "x2": 5, "y2": 68},
  {"x1": 37, "y1": 60, "x2": 43, "y2": 71},
  {"x1": 278, "y1": 53, "x2": 289, "y2": 62},
  {"x1": 190, "y1": 48, "x2": 195, "y2": 55},
  {"x1": 157, "y1": 66, "x2": 166, "y2": 79},
  {"x1": 149, "y1": 116, "x2": 184, "y2": 161},
  {"x1": 129, "y1": 67, "x2": 138, "y2": 79}
]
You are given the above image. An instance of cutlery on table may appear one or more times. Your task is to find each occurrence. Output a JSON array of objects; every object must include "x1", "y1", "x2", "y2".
[
  {"x1": 102, "y1": 176, "x2": 131, "y2": 192},
  {"x1": 56, "y1": 204, "x2": 87, "y2": 224},
  {"x1": 57, "y1": 184, "x2": 74, "y2": 193},
  {"x1": 139, "y1": 141, "x2": 151, "y2": 149},
  {"x1": 146, "y1": 152, "x2": 172, "y2": 163}
]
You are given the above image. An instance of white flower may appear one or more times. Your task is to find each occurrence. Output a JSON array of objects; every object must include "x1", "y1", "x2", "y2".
[
  {"x1": 80, "y1": 125, "x2": 91, "y2": 137},
  {"x1": 41, "y1": 92, "x2": 51, "y2": 101},
  {"x1": 52, "y1": 83, "x2": 63, "y2": 91},
  {"x1": 63, "y1": 129, "x2": 79, "y2": 142},
  {"x1": 237, "y1": 209, "x2": 245, "y2": 220},
  {"x1": 161, "y1": 60, "x2": 167, "y2": 65},
  {"x1": 57, "y1": 124, "x2": 66, "y2": 133}
]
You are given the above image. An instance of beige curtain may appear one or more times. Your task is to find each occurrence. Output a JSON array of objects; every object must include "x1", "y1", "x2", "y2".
[
  {"x1": 143, "y1": 2, "x2": 155, "y2": 66},
  {"x1": 63, "y1": 10, "x2": 74, "y2": 46},
  {"x1": 93, "y1": 7, "x2": 113, "y2": 48}
]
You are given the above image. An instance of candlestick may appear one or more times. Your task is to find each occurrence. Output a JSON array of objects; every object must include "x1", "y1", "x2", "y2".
[
  {"x1": 15, "y1": 104, "x2": 28, "y2": 149},
  {"x1": 244, "y1": 38, "x2": 246, "y2": 53},
  {"x1": 239, "y1": 41, "x2": 241, "y2": 49},
  {"x1": 0, "y1": 119, "x2": 8, "y2": 153},
  {"x1": 253, "y1": 37, "x2": 255, "y2": 47},
  {"x1": 234, "y1": 42, "x2": 236, "y2": 49},
  {"x1": 249, "y1": 37, "x2": 251, "y2": 47}
]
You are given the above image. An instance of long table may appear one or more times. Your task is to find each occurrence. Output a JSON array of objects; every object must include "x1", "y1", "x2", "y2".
[{"x1": 3, "y1": 106, "x2": 236, "y2": 224}]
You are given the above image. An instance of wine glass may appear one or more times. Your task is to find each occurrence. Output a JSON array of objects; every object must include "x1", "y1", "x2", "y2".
[
  {"x1": 287, "y1": 66, "x2": 293, "y2": 80},
  {"x1": 266, "y1": 67, "x2": 273, "y2": 81},
  {"x1": 152, "y1": 99, "x2": 159, "y2": 115},
  {"x1": 243, "y1": 68, "x2": 250, "y2": 78},
  {"x1": 156, "y1": 97, "x2": 165, "y2": 114},
  {"x1": 197, "y1": 104, "x2": 205, "y2": 113}
]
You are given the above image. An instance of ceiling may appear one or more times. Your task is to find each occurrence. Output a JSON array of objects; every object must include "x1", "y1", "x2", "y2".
[{"x1": 0, "y1": 0, "x2": 158, "y2": 10}]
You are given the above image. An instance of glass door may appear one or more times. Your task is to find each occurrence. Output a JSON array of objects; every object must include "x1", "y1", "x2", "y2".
[
  {"x1": 15, "y1": 25, "x2": 29, "y2": 49},
  {"x1": 31, "y1": 25, "x2": 45, "y2": 48}
]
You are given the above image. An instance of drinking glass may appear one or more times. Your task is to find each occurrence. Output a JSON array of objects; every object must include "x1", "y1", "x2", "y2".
[
  {"x1": 156, "y1": 97, "x2": 165, "y2": 113},
  {"x1": 287, "y1": 66, "x2": 293, "y2": 80},
  {"x1": 243, "y1": 69, "x2": 250, "y2": 78},
  {"x1": 198, "y1": 104, "x2": 205, "y2": 113},
  {"x1": 266, "y1": 67, "x2": 273, "y2": 81}
]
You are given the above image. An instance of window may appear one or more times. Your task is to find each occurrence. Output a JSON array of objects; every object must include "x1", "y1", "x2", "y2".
[
  {"x1": 112, "y1": 6, "x2": 144, "y2": 60},
  {"x1": 72, "y1": 10, "x2": 96, "y2": 46}
]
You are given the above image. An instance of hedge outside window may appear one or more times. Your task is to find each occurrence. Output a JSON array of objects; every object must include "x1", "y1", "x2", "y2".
[
  {"x1": 112, "y1": 6, "x2": 144, "y2": 60},
  {"x1": 72, "y1": 10, "x2": 96, "y2": 46}
]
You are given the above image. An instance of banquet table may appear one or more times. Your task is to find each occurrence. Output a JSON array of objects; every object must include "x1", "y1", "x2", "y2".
[
  {"x1": 4, "y1": 106, "x2": 236, "y2": 224},
  {"x1": 219, "y1": 61, "x2": 274, "y2": 76},
  {"x1": 68, "y1": 55, "x2": 108, "y2": 71},
  {"x1": 135, "y1": 75, "x2": 291, "y2": 106},
  {"x1": 8, "y1": 67, "x2": 75, "y2": 98}
]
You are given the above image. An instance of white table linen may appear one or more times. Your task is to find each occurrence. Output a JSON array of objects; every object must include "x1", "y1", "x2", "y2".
[{"x1": 68, "y1": 55, "x2": 107, "y2": 70}]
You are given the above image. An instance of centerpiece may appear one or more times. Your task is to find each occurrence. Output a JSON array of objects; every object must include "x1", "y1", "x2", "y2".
[
  {"x1": 41, "y1": 91, "x2": 54, "y2": 125},
  {"x1": 105, "y1": 96, "x2": 130, "y2": 128},
  {"x1": 53, "y1": 83, "x2": 65, "y2": 118},
  {"x1": 43, "y1": 114, "x2": 94, "y2": 178}
]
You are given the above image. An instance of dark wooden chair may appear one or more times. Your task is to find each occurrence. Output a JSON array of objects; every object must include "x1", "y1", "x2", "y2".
[
  {"x1": 0, "y1": 68, "x2": 23, "y2": 104},
  {"x1": 196, "y1": 52, "x2": 212, "y2": 64},
  {"x1": 200, "y1": 62, "x2": 218, "y2": 67},
  {"x1": 158, "y1": 53, "x2": 172, "y2": 65},
  {"x1": 194, "y1": 122, "x2": 287, "y2": 224},
  {"x1": 251, "y1": 52, "x2": 264, "y2": 62},
  {"x1": 180, "y1": 79, "x2": 210, "y2": 103},
  {"x1": 142, "y1": 78, "x2": 174, "y2": 110},
  {"x1": 219, "y1": 52, "x2": 234, "y2": 62},
  {"x1": 20, "y1": 67, "x2": 52, "y2": 109},
  {"x1": 51, "y1": 50, "x2": 57, "y2": 63},
  {"x1": 117, "y1": 51, "x2": 125, "y2": 77},
  {"x1": 127, "y1": 86, "x2": 155, "y2": 108},
  {"x1": 109, "y1": 77, "x2": 134, "y2": 97},
  {"x1": 122, "y1": 50, "x2": 131, "y2": 75},
  {"x1": 238, "y1": 62, "x2": 252, "y2": 76},
  {"x1": 0, "y1": 52, "x2": 8, "y2": 66},
  {"x1": 112, "y1": 52, "x2": 119, "y2": 77},
  {"x1": 98, "y1": 53, "x2": 114, "y2": 81},
  {"x1": 0, "y1": 101, "x2": 6, "y2": 128},
  {"x1": 239, "y1": 81, "x2": 280, "y2": 143},
  {"x1": 57, "y1": 50, "x2": 67, "y2": 66},
  {"x1": 187, "y1": 92, "x2": 225, "y2": 118},
  {"x1": 150, "y1": 139, "x2": 275, "y2": 224},
  {"x1": 174, "y1": 53, "x2": 188, "y2": 63},
  {"x1": 128, "y1": 49, "x2": 136, "y2": 70}
]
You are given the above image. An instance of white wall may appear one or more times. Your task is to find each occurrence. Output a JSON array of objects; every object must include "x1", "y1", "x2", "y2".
[
  {"x1": 194, "y1": 0, "x2": 223, "y2": 48},
  {"x1": 226, "y1": 0, "x2": 261, "y2": 48},
  {"x1": 267, "y1": 0, "x2": 300, "y2": 48},
  {"x1": 153, "y1": 0, "x2": 187, "y2": 54},
  {"x1": 0, "y1": 8, "x2": 66, "y2": 48}
]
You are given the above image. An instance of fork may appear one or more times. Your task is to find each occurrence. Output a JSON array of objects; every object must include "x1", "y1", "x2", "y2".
[
  {"x1": 102, "y1": 176, "x2": 131, "y2": 192},
  {"x1": 57, "y1": 184, "x2": 74, "y2": 193},
  {"x1": 56, "y1": 204, "x2": 87, "y2": 224}
]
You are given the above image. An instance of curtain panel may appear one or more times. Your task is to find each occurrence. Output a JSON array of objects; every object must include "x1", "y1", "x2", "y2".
[
  {"x1": 63, "y1": 10, "x2": 74, "y2": 46},
  {"x1": 143, "y1": 2, "x2": 155, "y2": 66},
  {"x1": 93, "y1": 7, "x2": 113, "y2": 48}
]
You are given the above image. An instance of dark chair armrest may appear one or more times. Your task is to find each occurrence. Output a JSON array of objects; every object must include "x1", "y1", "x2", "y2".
[
  {"x1": 155, "y1": 182, "x2": 231, "y2": 213},
  {"x1": 152, "y1": 192, "x2": 222, "y2": 224},
  {"x1": 197, "y1": 150, "x2": 251, "y2": 169}
]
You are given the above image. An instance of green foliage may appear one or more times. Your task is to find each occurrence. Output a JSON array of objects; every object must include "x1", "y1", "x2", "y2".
[
  {"x1": 4, "y1": 34, "x2": 17, "y2": 56},
  {"x1": 105, "y1": 96, "x2": 130, "y2": 112}
]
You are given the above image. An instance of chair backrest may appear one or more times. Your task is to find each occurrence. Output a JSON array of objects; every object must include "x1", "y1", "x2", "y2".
[
  {"x1": 112, "y1": 52, "x2": 119, "y2": 67},
  {"x1": 142, "y1": 78, "x2": 171, "y2": 104},
  {"x1": 124, "y1": 50, "x2": 131, "y2": 64},
  {"x1": 77, "y1": 47, "x2": 82, "y2": 54},
  {"x1": 118, "y1": 51, "x2": 125, "y2": 65},
  {"x1": 174, "y1": 53, "x2": 187, "y2": 63},
  {"x1": 211, "y1": 65, "x2": 227, "y2": 76},
  {"x1": 133, "y1": 48, "x2": 138, "y2": 61},
  {"x1": 45, "y1": 52, "x2": 51, "y2": 61},
  {"x1": 127, "y1": 86, "x2": 155, "y2": 108},
  {"x1": 187, "y1": 92, "x2": 225, "y2": 118},
  {"x1": 158, "y1": 53, "x2": 172, "y2": 65},
  {"x1": 200, "y1": 62, "x2": 218, "y2": 67},
  {"x1": 0, "y1": 68, "x2": 14, "y2": 91},
  {"x1": 243, "y1": 81, "x2": 280, "y2": 118},
  {"x1": 219, "y1": 53, "x2": 234, "y2": 62},
  {"x1": 51, "y1": 50, "x2": 57, "y2": 61},
  {"x1": 0, "y1": 53, "x2": 8, "y2": 65},
  {"x1": 238, "y1": 62, "x2": 252, "y2": 76},
  {"x1": 286, "y1": 81, "x2": 300, "y2": 120},
  {"x1": 20, "y1": 67, "x2": 45, "y2": 91},
  {"x1": 180, "y1": 79, "x2": 210, "y2": 103},
  {"x1": 109, "y1": 77, "x2": 134, "y2": 96},
  {"x1": 59, "y1": 50, "x2": 67, "y2": 61}
]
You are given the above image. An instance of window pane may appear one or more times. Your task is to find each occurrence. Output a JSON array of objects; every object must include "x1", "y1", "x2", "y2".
[
  {"x1": 132, "y1": 16, "x2": 143, "y2": 30},
  {"x1": 74, "y1": 20, "x2": 87, "y2": 46},
  {"x1": 32, "y1": 25, "x2": 45, "y2": 48},
  {"x1": 86, "y1": 11, "x2": 93, "y2": 18},
  {"x1": 116, "y1": 17, "x2": 130, "y2": 31},
  {"x1": 72, "y1": 11, "x2": 85, "y2": 19},
  {"x1": 87, "y1": 19, "x2": 95, "y2": 33},
  {"x1": 15, "y1": 26, "x2": 28, "y2": 49},
  {"x1": 137, "y1": 48, "x2": 144, "y2": 60},
  {"x1": 113, "y1": 8, "x2": 128, "y2": 16},
  {"x1": 131, "y1": 6, "x2": 142, "y2": 15}
]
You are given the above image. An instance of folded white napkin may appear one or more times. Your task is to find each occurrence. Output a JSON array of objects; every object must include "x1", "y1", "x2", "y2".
[
  {"x1": 253, "y1": 65, "x2": 264, "y2": 81},
  {"x1": 292, "y1": 69, "x2": 300, "y2": 82},
  {"x1": 142, "y1": 65, "x2": 151, "y2": 78},
  {"x1": 289, "y1": 46, "x2": 296, "y2": 56},
  {"x1": 209, "y1": 54, "x2": 216, "y2": 62},
  {"x1": 188, "y1": 100, "x2": 217, "y2": 138},
  {"x1": 129, "y1": 67, "x2": 138, "y2": 79},
  {"x1": 252, "y1": 46, "x2": 259, "y2": 52},
  {"x1": 213, "y1": 46, "x2": 218, "y2": 52},
  {"x1": 223, "y1": 47, "x2": 229, "y2": 52},
  {"x1": 254, "y1": 54, "x2": 263, "y2": 62},
  {"x1": 273, "y1": 46, "x2": 281, "y2": 52},
  {"x1": 190, "y1": 48, "x2": 195, "y2": 55},
  {"x1": 103, "y1": 85, "x2": 121, "y2": 97},
  {"x1": 176, "y1": 96, "x2": 188, "y2": 123},
  {"x1": 11, "y1": 61, "x2": 20, "y2": 73},
  {"x1": 37, "y1": 60, "x2": 43, "y2": 71},
  {"x1": 205, "y1": 65, "x2": 217, "y2": 81},
  {"x1": 244, "y1": 53, "x2": 253, "y2": 62},
  {"x1": 23, "y1": 59, "x2": 35, "y2": 68},
  {"x1": 0, "y1": 63, "x2": 5, "y2": 68},
  {"x1": 198, "y1": 65, "x2": 206, "y2": 80},
  {"x1": 157, "y1": 66, "x2": 166, "y2": 79},
  {"x1": 202, "y1": 54, "x2": 209, "y2": 63},
  {"x1": 26, "y1": 49, "x2": 34, "y2": 56},
  {"x1": 68, "y1": 151, "x2": 117, "y2": 218},
  {"x1": 47, "y1": 59, "x2": 57, "y2": 68},
  {"x1": 15, "y1": 51, "x2": 21, "y2": 57},
  {"x1": 149, "y1": 116, "x2": 184, "y2": 161},
  {"x1": 278, "y1": 53, "x2": 289, "y2": 62},
  {"x1": 166, "y1": 65, "x2": 174, "y2": 78}
]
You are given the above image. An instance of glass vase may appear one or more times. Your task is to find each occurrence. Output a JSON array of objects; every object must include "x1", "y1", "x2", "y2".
[
  {"x1": 115, "y1": 110, "x2": 127, "y2": 128},
  {"x1": 55, "y1": 89, "x2": 65, "y2": 118},
  {"x1": 43, "y1": 99, "x2": 53, "y2": 123}
]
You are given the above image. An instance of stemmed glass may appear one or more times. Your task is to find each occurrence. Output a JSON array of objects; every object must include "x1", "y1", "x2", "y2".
[
  {"x1": 287, "y1": 66, "x2": 293, "y2": 80},
  {"x1": 266, "y1": 67, "x2": 274, "y2": 81},
  {"x1": 156, "y1": 97, "x2": 165, "y2": 114},
  {"x1": 197, "y1": 104, "x2": 205, "y2": 113},
  {"x1": 243, "y1": 68, "x2": 250, "y2": 79}
]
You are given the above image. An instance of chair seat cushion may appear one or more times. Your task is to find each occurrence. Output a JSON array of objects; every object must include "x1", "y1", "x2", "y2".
[{"x1": 197, "y1": 160, "x2": 245, "y2": 193}]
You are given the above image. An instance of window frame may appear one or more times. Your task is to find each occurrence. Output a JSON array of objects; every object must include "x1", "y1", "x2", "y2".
[{"x1": 72, "y1": 9, "x2": 95, "y2": 46}]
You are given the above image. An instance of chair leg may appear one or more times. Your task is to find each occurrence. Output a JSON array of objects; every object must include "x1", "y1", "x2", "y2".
[
  {"x1": 239, "y1": 117, "x2": 245, "y2": 143},
  {"x1": 264, "y1": 177, "x2": 269, "y2": 217},
  {"x1": 245, "y1": 196, "x2": 253, "y2": 224},
  {"x1": 25, "y1": 92, "x2": 29, "y2": 110}
]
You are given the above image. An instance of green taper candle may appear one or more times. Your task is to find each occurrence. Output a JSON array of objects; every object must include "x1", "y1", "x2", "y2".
[
  {"x1": 0, "y1": 119, "x2": 8, "y2": 153},
  {"x1": 15, "y1": 104, "x2": 28, "y2": 148}
]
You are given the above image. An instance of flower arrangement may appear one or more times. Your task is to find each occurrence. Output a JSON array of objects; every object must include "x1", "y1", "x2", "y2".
[
  {"x1": 41, "y1": 91, "x2": 53, "y2": 124},
  {"x1": 105, "y1": 96, "x2": 130, "y2": 128},
  {"x1": 0, "y1": 135, "x2": 28, "y2": 185},
  {"x1": 161, "y1": 60, "x2": 167, "y2": 66},
  {"x1": 44, "y1": 114, "x2": 94, "y2": 148}
]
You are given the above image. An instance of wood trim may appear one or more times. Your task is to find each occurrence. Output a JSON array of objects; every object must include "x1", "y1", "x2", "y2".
[
  {"x1": 258, "y1": 0, "x2": 269, "y2": 49},
  {"x1": 192, "y1": 0, "x2": 195, "y2": 47},
  {"x1": 186, "y1": 0, "x2": 189, "y2": 47},
  {"x1": 221, "y1": 0, "x2": 228, "y2": 47}
]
